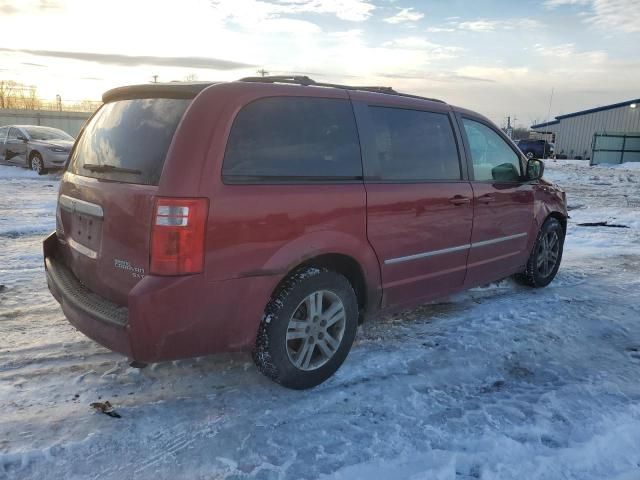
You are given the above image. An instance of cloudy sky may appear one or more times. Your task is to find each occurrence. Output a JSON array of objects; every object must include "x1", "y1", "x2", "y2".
[{"x1": 1, "y1": 0, "x2": 639, "y2": 126}]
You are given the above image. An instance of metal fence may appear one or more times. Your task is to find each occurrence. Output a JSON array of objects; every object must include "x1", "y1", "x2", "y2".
[
  {"x1": 591, "y1": 132, "x2": 640, "y2": 165},
  {"x1": 34, "y1": 101, "x2": 102, "y2": 113}
]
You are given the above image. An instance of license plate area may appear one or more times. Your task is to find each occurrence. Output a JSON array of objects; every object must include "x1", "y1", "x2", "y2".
[
  {"x1": 59, "y1": 195, "x2": 104, "y2": 258},
  {"x1": 69, "y1": 213, "x2": 102, "y2": 253}
]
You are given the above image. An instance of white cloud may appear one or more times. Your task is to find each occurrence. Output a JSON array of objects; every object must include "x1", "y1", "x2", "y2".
[
  {"x1": 544, "y1": 0, "x2": 589, "y2": 8},
  {"x1": 588, "y1": 0, "x2": 640, "y2": 33},
  {"x1": 426, "y1": 26, "x2": 455, "y2": 33},
  {"x1": 516, "y1": 19, "x2": 542, "y2": 29},
  {"x1": 210, "y1": 0, "x2": 376, "y2": 23},
  {"x1": 382, "y1": 37, "x2": 463, "y2": 59},
  {"x1": 533, "y1": 42, "x2": 576, "y2": 57},
  {"x1": 258, "y1": 17, "x2": 322, "y2": 33},
  {"x1": 327, "y1": 28, "x2": 364, "y2": 39},
  {"x1": 2, "y1": 0, "x2": 639, "y2": 128},
  {"x1": 456, "y1": 20, "x2": 499, "y2": 32},
  {"x1": 533, "y1": 43, "x2": 608, "y2": 65},
  {"x1": 456, "y1": 65, "x2": 530, "y2": 81},
  {"x1": 0, "y1": 0, "x2": 64, "y2": 15},
  {"x1": 383, "y1": 7, "x2": 424, "y2": 24},
  {"x1": 456, "y1": 18, "x2": 541, "y2": 31},
  {"x1": 277, "y1": 0, "x2": 376, "y2": 22},
  {"x1": 426, "y1": 17, "x2": 541, "y2": 33},
  {"x1": 545, "y1": 0, "x2": 640, "y2": 33}
]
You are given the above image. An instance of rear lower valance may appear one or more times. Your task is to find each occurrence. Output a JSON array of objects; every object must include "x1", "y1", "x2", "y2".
[{"x1": 45, "y1": 256, "x2": 128, "y2": 328}]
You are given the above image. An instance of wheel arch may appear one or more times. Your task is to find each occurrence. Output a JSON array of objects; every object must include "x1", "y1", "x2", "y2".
[
  {"x1": 28, "y1": 148, "x2": 42, "y2": 166},
  {"x1": 546, "y1": 211, "x2": 567, "y2": 234},
  {"x1": 270, "y1": 252, "x2": 377, "y2": 323},
  {"x1": 256, "y1": 229, "x2": 383, "y2": 321},
  {"x1": 299, "y1": 253, "x2": 367, "y2": 318},
  {"x1": 529, "y1": 194, "x2": 568, "y2": 258}
]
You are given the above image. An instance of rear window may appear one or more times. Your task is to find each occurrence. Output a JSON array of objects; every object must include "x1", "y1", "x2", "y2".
[
  {"x1": 222, "y1": 97, "x2": 362, "y2": 181},
  {"x1": 69, "y1": 98, "x2": 191, "y2": 185}
]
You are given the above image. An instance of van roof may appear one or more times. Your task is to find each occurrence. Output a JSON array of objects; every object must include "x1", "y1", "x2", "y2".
[
  {"x1": 238, "y1": 75, "x2": 446, "y2": 104},
  {"x1": 103, "y1": 76, "x2": 447, "y2": 105}
]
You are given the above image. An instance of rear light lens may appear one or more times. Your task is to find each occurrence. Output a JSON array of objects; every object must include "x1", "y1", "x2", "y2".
[{"x1": 150, "y1": 197, "x2": 209, "y2": 275}]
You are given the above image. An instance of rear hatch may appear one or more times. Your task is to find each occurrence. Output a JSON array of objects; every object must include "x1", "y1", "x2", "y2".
[{"x1": 56, "y1": 96, "x2": 192, "y2": 306}]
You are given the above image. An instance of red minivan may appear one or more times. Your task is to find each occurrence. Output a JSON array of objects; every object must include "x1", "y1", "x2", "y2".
[{"x1": 44, "y1": 76, "x2": 567, "y2": 389}]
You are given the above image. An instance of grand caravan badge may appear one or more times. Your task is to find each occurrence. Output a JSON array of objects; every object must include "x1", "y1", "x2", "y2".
[{"x1": 113, "y1": 259, "x2": 145, "y2": 279}]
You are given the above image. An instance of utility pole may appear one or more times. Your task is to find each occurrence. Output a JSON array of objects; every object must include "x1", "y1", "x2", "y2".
[
  {"x1": 546, "y1": 87, "x2": 554, "y2": 124},
  {"x1": 152, "y1": 75, "x2": 158, "y2": 83},
  {"x1": 506, "y1": 115, "x2": 513, "y2": 139},
  {"x1": 257, "y1": 68, "x2": 269, "y2": 77}
]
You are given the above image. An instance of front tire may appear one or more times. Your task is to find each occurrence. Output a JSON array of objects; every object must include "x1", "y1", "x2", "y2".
[
  {"x1": 30, "y1": 153, "x2": 46, "y2": 175},
  {"x1": 253, "y1": 268, "x2": 358, "y2": 390},
  {"x1": 515, "y1": 217, "x2": 564, "y2": 288}
]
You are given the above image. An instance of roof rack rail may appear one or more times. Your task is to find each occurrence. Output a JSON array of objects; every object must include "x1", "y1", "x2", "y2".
[{"x1": 238, "y1": 75, "x2": 445, "y2": 104}]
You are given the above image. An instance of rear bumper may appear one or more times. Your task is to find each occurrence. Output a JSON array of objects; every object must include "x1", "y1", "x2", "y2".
[
  {"x1": 43, "y1": 232, "x2": 278, "y2": 363},
  {"x1": 44, "y1": 233, "x2": 133, "y2": 357}
]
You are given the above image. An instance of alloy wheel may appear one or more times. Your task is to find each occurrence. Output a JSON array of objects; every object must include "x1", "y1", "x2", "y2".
[
  {"x1": 285, "y1": 290, "x2": 346, "y2": 371},
  {"x1": 536, "y1": 230, "x2": 560, "y2": 278},
  {"x1": 31, "y1": 157, "x2": 42, "y2": 173}
]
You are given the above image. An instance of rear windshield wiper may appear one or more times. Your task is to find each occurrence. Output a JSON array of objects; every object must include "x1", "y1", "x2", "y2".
[{"x1": 83, "y1": 163, "x2": 141, "y2": 175}]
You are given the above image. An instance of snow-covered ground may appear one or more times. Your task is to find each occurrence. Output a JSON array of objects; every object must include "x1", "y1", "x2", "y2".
[{"x1": 1, "y1": 160, "x2": 639, "y2": 480}]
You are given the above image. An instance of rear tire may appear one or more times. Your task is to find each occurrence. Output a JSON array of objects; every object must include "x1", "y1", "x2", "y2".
[
  {"x1": 30, "y1": 152, "x2": 46, "y2": 175},
  {"x1": 515, "y1": 217, "x2": 564, "y2": 288},
  {"x1": 253, "y1": 268, "x2": 358, "y2": 390}
]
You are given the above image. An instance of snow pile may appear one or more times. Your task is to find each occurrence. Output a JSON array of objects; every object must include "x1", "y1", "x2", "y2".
[
  {"x1": 1, "y1": 161, "x2": 640, "y2": 479},
  {"x1": 606, "y1": 162, "x2": 640, "y2": 171},
  {"x1": 0, "y1": 164, "x2": 61, "y2": 180},
  {"x1": 0, "y1": 166, "x2": 57, "y2": 239}
]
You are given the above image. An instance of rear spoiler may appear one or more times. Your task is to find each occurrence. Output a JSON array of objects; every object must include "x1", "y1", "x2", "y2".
[{"x1": 102, "y1": 82, "x2": 218, "y2": 103}]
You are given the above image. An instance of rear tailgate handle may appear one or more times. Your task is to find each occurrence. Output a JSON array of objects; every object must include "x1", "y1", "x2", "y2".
[
  {"x1": 59, "y1": 195, "x2": 104, "y2": 218},
  {"x1": 478, "y1": 194, "x2": 495, "y2": 204},
  {"x1": 449, "y1": 195, "x2": 471, "y2": 206}
]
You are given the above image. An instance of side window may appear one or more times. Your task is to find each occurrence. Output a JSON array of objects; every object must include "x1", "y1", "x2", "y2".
[
  {"x1": 7, "y1": 128, "x2": 20, "y2": 140},
  {"x1": 223, "y1": 97, "x2": 361, "y2": 180},
  {"x1": 462, "y1": 118, "x2": 521, "y2": 182},
  {"x1": 369, "y1": 107, "x2": 461, "y2": 181}
]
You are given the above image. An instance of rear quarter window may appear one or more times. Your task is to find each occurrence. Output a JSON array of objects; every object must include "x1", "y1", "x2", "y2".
[
  {"x1": 222, "y1": 97, "x2": 362, "y2": 182},
  {"x1": 69, "y1": 98, "x2": 191, "y2": 185}
]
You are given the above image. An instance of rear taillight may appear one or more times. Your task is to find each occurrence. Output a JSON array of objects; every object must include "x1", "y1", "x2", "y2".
[{"x1": 150, "y1": 197, "x2": 209, "y2": 275}]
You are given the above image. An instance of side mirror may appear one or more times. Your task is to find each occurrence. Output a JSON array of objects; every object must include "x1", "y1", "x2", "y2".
[
  {"x1": 526, "y1": 158, "x2": 544, "y2": 180},
  {"x1": 17, "y1": 135, "x2": 28, "y2": 142},
  {"x1": 491, "y1": 162, "x2": 521, "y2": 182}
]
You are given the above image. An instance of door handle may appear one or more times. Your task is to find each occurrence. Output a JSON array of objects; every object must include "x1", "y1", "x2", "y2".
[
  {"x1": 478, "y1": 194, "x2": 495, "y2": 204},
  {"x1": 449, "y1": 195, "x2": 471, "y2": 206}
]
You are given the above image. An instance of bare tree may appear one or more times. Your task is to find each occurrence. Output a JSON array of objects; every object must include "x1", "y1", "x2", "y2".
[
  {"x1": 0, "y1": 80, "x2": 16, "y2": 109},
  {"x1": 511, "y1": 127, "x2": 532, "y2": 141},
  {"x1": 19, "y1": 85, "x2": 40, "y2": 110},
  {"x1": 0, "y1": 80, "x2": 41, "y2": 109}
]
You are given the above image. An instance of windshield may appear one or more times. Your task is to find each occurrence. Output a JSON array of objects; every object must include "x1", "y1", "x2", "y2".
[
  {"x1": 68, "y1": 98, "x2": 191, "y2": 185},
  {"x1": 24, "y1": 126, "x2": 74, "y2": 141}
]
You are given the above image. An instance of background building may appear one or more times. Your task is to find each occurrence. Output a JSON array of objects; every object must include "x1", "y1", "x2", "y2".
[{"x1": 531, "y1": 98, "x2": 640, "y2": 163}]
